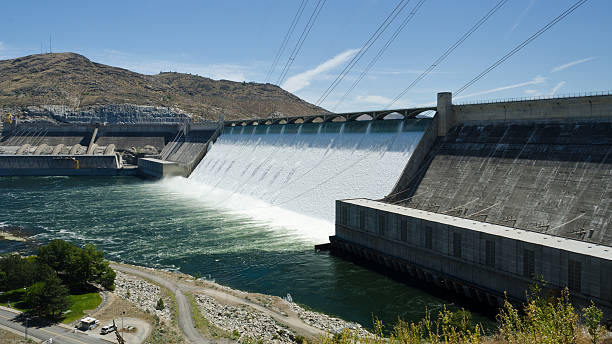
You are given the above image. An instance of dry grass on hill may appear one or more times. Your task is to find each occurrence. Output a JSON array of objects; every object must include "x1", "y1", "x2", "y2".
[{"x1": 0, "y1": 52, "x2": 327, "y2": 121}]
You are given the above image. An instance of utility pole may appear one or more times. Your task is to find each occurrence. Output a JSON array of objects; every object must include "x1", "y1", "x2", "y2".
[{"x1": 49, "y1": 34, "x2": 52, "y2": 53}]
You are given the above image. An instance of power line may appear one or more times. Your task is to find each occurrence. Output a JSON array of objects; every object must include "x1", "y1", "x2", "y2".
[
  {"x1": 456, "y1": 0, "x2": 588, "y2": 96},
  {"x1": 386, "y1": 0, "x2": 508, "y2": 108},
  {"x1": 314, "y1": 0, "x2": 412, "y2": 107},
  {"x1": 276, "y1": 0, "x2": 327, "y2": 86},
  {"x1": 333, "y1": 0, "x2": 428, "y2": 110},
  {"x1": 264, "y1": 0, "x2": 309, "y2": 84}
]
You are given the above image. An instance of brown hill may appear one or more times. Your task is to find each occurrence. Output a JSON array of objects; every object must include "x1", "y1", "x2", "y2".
[{"x1": 0, "y1": 52, "x2": 326, "y2": 121}]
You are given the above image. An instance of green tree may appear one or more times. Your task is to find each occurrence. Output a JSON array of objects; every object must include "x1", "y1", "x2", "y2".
[
  {"x1": 0, "y1": 254, "x2": 55, "y2": 291},
  {"x1": 37, "y1": 240, "x2": 115, "y2": 290},
  {"x1": 25, "y1": 274, "x2": 72, "y2": 319}
]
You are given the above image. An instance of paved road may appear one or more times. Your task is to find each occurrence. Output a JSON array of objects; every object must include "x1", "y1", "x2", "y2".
[
  {"x1": 0, "y1": 307, "x2": 110, "y2": 344},
  {"x1": 111, "y1": 264, "x2": 212, "y2": 344}
]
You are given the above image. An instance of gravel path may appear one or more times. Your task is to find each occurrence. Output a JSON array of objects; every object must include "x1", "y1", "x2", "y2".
[{"x1": 111, "y1": 264, "x2": 212, "y2": 344}]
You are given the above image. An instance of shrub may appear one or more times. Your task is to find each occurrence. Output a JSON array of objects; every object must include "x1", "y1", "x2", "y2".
[{"x1": 156, "y1": 298, "x2": 165, "y2": 311}]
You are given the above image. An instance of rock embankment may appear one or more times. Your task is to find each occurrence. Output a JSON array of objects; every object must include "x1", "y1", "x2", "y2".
[
  {"x1": 6, "y1": 104, "x2": 191, "y2": 124},
  {"x1": 287, "y1": 302, "x2": 370, "y2": 338},
  {"x1": 113, "y1": 271, "x2": 172, "y2": 322},
  {"x1": 194, "y1": 293, "x2": 295, "y2": 343}
]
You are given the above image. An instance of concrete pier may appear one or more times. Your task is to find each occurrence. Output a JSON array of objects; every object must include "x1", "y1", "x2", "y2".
[{"x1": 333, "y1": 198, "x2": 612, "y2": 314}]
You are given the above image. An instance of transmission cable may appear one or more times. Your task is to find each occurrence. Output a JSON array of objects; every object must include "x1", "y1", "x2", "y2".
[
  {"x1": 276, "y1": 0, "x2": 327, "y2": 86},
  {"x1": 333, "y1": 0, "x2": 428, "y2": 110},
  {"x1": 264, "y1": 0, "x2": 309, "y2": 83},
  {"x1": 314, "y1": 0, "x2": 412, "y2": 107},
  {"x1": 455, "y1": 0, "x2": 588, "y2": 96},
  {"x1": 386, "y1": 0, "x2": 508, "y2": 108}
]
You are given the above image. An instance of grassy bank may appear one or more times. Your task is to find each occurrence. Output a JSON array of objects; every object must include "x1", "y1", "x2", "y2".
[{"x1": 62, "y1": 292, "x2": 102, "y2": 324}]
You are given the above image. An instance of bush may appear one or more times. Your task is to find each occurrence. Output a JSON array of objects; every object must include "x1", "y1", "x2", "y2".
[{"x1": 156, "y1": 298, "x2": 165, "y2": 311}]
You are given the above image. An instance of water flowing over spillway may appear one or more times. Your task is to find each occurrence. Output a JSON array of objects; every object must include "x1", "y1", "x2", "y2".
[{"x1": 164, "y1": 119, "x2": 429, "y2": 241}]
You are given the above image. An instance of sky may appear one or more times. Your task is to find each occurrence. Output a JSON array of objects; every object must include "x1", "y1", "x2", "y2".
[{"x1": 0, "y1": 0, "x2": 610, "y2": 112}]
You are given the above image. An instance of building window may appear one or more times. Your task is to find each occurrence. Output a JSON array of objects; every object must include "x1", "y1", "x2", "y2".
[
  {"x1": 425, "y1": 226, "x2": 432, "y2": 249},
  {"x1": 378, "y1": 214, "x2": 385, "y2": 236},
  {"x1": 485, "y1": 240, "x2": 495, "y2": 267},
  {"x1": 523, "y1": 249, "x2": 535, "y2": 278},
  {"x1": 453, "y1": 233, "x2": 462, "y2": 258},
  {"x1": 400, "y1": 219, "x2": 408, "y2": 242},
  {"x1": 359, "y1": 209, "x2": 365, "y2": 230},
  {"x1": 568, "y1": 260, "x2": 581, "y2": 292}
]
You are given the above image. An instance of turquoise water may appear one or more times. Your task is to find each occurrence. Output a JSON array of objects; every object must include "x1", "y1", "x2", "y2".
[{"x1": 0, "y1": 176, "x2": 491, "y2": 329}]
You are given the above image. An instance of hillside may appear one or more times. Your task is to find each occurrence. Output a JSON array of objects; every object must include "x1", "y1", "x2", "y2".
[{"x1": 0, "y1": 52, "x2": 326, "y2": 121}]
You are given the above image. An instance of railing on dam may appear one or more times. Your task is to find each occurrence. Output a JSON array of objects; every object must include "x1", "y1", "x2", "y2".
[{"x1": 223, "y1": 106, "x2": 437, "y2": 127}]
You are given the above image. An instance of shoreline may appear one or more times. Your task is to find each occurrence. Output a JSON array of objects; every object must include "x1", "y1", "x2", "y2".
[{"x1": 107, "y1": 261, "x2": 370, "y2": 343}]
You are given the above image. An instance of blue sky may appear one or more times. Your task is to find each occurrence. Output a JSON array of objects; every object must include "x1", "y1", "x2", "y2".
[{"x1": 0, "y1": 0, "x2": 610, "y2": 112}]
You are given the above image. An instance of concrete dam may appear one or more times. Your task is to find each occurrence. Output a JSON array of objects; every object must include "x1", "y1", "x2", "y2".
[
  {"x1": 3, "y1": 92, "x2": 612, "y2": 319},
  {"x1": 164, "y1": 119, "x2": 429, "y2": 242},
  {"x1": 0, "y1": 121, "x2": 221, "y2": 177},
  {"x1": 331, "y1": 93, "x2": 612, "y2": 316}
]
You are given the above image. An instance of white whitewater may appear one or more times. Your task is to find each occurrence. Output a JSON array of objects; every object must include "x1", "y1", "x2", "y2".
[{"x1": 162, "y1": 119, "x2": 428, "y2": 242}]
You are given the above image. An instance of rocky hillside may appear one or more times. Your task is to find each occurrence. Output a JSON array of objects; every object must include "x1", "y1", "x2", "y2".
[{"x1": 0, "y1": 53, "x2": 326, "y2": 121}]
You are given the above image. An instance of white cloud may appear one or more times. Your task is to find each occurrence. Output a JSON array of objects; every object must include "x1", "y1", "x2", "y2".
[
  {"x1": 355, "y1": 95, "x2": 392, "y2": 105},
  {"x1": 455, "y1": 76, "x2": 546, "y2": 100},
  {"x1": 549, "y1": 81, "x2": 566, "y2": 95},
  {"x1": 510, "y1": 0, "x2": 536, "y2": 32},
  {"x1": 281, "y1": 48, "x2": 359, "y2": 93},
  {"x1": 524, "y1": 89, "x2": 539, "y2": 95},
  {"x1": 551, "y1": 57, "x2": 596, "y2": 73}
]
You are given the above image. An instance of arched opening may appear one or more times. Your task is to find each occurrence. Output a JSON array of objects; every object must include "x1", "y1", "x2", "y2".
[
  {"x1": 278, "y1": 119, "x2": 288, "y2": 125},
  {"x1": 355, "y1": 114, "x2": 374, "y2": 121},
  {"x1": 310, "y1": 116, "x2": 324, "y2": 123},
  {"x1": 331, "y1": 115, "x2": 347, "y2": 122},
  {"x1": 382, "y1": 112, "x2": 404, "y2": 120},
  {"x1": 293, "y1": 118, "x2": 305, "y2": 124},
  {"x1": 416, "y1": 110, "x2": 436, "y2": 118},
  {"x1": 264, "y1": 120, "x2": 272, "y2": 125}
]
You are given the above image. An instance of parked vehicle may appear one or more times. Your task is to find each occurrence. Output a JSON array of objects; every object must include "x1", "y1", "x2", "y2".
[
  {"x1": 78, "y1": 317, "x2": 100, "y2": 331},
  {"x1": 100, "y1": 324, "x2": 116, "y2": 335}
]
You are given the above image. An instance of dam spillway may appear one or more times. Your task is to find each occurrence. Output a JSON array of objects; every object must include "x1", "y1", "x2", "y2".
[{"x1": 169, "y1": 119, "x2": 429, "y2": 240}]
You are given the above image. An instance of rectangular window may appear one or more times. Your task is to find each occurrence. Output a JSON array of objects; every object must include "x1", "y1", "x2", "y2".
[
  {"x1": 425, "y1": 226, "x2": 433, "y2": 249},
  {"x1": 359, "y1": 209, "x2": 365, "y2": 230},
  {"x1": 400, "y1": 219, "x2": 408, "y2": 242},
  {"x1": 485, "y1": 240, "x2": 495, "y2": 267},
  {"x1": 568, "y1": 260, "x2": 581, "y2": 292},
  {"x1": 378, "y1": 214, "x2": 385, "y2": 236},
  {"x1": 523, "y1": 249, "x2": 535, "y2": 278},
  {"x1": 453, "y1": 233, "x2": 462, "y2": 258}
]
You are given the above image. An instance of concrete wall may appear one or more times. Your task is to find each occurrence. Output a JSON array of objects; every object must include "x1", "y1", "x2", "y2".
[
  {"x1": 138, "y1": 158, "x2": 188, "y2": 178},
  {"x1": 454, "y1": 95, "x2": 612, "y2": 124},
  {"x1": 334, "y1": 199, "x2": 612, "y2": 314},
  {"x1": 387, "y1": 115, "x2": 439, "y2": 202},
  {"x1": 0, "y1": 155, "x2": 122, "y2": 176}
]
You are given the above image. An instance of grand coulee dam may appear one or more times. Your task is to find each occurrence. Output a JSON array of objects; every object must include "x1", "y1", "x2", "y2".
[{"x1": 1, "y1": 91, "x2": 612, "y2": 327}]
